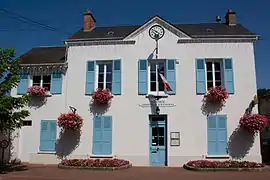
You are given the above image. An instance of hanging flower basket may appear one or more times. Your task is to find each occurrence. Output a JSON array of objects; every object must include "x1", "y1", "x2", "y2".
[
  {"x1": 27, "y1": 86, "x2": 50, "y2": 97},
  {"x1": 57, "y1": 112, "x2": 84, "y2": 131},
  {"x1": 91, "y1": 88, "x2": 113, "y2": 105},
  {"x1": 239, "y1": 114, "x2": 268, "y2": 134},
  {"x1": 204, "y1": 86, "x2": 229, "y2": 104}
]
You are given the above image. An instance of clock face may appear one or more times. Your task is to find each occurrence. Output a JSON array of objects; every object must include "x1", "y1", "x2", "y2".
[{"x1": 149, "y1": 25, "x2": 165, "y2": 40}]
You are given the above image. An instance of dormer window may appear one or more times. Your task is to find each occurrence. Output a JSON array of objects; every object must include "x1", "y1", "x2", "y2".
[{"x1": 32, "y1": 75, "x2": 51, "y2": 91}]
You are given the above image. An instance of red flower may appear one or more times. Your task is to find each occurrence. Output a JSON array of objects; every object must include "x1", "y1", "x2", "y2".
[
  {"x1": 240, "y1": 114, "x2": 268, "y2": 133},
  {"x1": 57, "y1": 112, "x2": 84, "y2": 131},
  {"x1": 204, "y1": 86, "x2": 229, "y2": 104},
  {"x1": 27, "y1": 86, "x2": 48, "y2": 97},
  {"x1": 91, "y1": 88, "x2": 113, "y2": 105},
  {"x1": 60, "y1": 158, "x2": 130, "y2": 167}
]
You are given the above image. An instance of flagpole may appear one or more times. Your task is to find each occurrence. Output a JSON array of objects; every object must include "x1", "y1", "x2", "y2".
[{"x1": 155, "y1": 37, "x2": 159, "y2": 100}]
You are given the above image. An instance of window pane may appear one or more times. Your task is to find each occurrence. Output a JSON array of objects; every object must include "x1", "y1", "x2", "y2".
[
  {"x1": 106, "y1": 73, "x2": 112, "y2": 82},
  {"x1": 206, "y1": 62, "x2": 212, "y2": 71},
  {"x1": 98, "y1": 82, "x2": 104, "y2": 89},
  {"x1": 150, "y1": 72, "x2": 156, "y2": 81},
  {"x1": 158, "y1": 62, "x2": 165, "y2": 73},
  {"x1": 207, "y1": 82, "x2": 213, "y2": 89},
  {"x1": 151, "y1": 82, "x2": 156, "y2": 91},
  {"x1": 33, "y1": 76, "x2": 41, "y2": 86},
  {"x1": 106, "y1": 83, "x2": 112, "y2": 91},
  {"x1": 214, "y1": 62, "x2": 221, "y2": 71},
  {"x1": 43, "y1": 75, "x2": 51, "y2": 83},
  {"x1": 98, "y1": 74, "x2": 104, "y2": 83},
  {"x1": 207, "y1": 72, "x2": 213, "y2": 81},
  {"x1": 107, "y1": 63, "x2": 112, "y2": 72},
  {"x1": 158, "y1": 82, "x2": 164, "y2": 91},
  {"x1": 215, "y1": 72, "x2": 221, "y2": 81},
  {"x1": 98, "y1": 64, "x2": 104, "y2": 72},
  {"x1": 216, "y1": 81, "x2": 221, "y2": 86},
  {"x1": 43, "y1": 84, "x2": 50, "y2": 91},
  {"x1": 150, "y1": 63, "x2": 156, "y2": 72}
]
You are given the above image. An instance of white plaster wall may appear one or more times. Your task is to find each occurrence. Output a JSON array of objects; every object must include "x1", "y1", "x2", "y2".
[{"x1": 11, "y1": 22, "x2": 260, "y2": 166}]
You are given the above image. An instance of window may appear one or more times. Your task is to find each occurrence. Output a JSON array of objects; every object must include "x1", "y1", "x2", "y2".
[
  {"x1": 32, "y1": 75, "x2": 51, "y2": 91},
  {"x1": 23, "y1": 120, "x2": 32, "y2": 126},
  {"x1": 96, "y1": 62, "x2": 113, "y2": 91},
  {"x1": 205, "y1": 59, "x2": 224, "y2": 90},
  {"x1": 149, "y1": 61, "x2": 165, "y2": 93}
]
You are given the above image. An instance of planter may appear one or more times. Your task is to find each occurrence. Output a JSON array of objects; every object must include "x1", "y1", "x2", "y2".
[
  {"x1": 183, "y1": 164, "x2": 265, "y2": 172},
  {"x1": 239, "y1": 114, "x2": 268, "y2": 134},
  {"x1": 57, "y1": 112, "x2": 84, "y2": 131},
  {"x1": 91, "y1": 88, "x2": 113, "y2": 105},
  {"x1": 184, "y1": 160, "x2": 265, "y2": 172},
  {"x1": 58, "y1": 158, "x2": 132, "y2": 171},
  {"x1": 204, "y1": 86, "x2": 229, "y2": 104},
  {"x1": 58, "y1": 163, "x2": 132, "y2": 171}
]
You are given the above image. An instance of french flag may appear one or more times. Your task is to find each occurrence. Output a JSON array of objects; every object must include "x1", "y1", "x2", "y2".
[{"x1": 158, "y1": 66, "x2": 173, "y2": 92}]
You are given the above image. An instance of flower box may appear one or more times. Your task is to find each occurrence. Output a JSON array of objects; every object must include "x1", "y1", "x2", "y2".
[
  {"x1": 27, "y1": 86, "x2": 51, "y2": 97},
  {"x1": 91, "y1": 88, "x2": 113, "y2": 105},
  {"x1": 184, "y1": 160, "x2": 265, "y2": 172},
  {"x1": 240, "y1": 114, "x2": 268, "y2": 134},
  {"x1": 57, "y1": 112, "x2": 84, "y2": 131},
  {"x1": 204, "y1": 86, "x2": 229, "y2": 104},
  {"x1": 58, "y1": 158, "x2": 132, "y2": 171}
]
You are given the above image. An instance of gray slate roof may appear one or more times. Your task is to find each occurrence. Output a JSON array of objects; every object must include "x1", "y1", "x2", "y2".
[
  {"x1": 19, "y1": 46, "x2": 66, "y2": 64},
  {"x1": 68, "y1": 23, "x2": 256, "y2": 41}
]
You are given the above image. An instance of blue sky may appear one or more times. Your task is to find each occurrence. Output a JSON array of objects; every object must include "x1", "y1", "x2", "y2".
[{"x1": 0, "y1": 0, "x2": 269, "y2": 89}]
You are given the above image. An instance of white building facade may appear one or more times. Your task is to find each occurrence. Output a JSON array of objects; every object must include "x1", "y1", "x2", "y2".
[{"x1": 10, "y1": 9, "x2": 261, "y2": 166}]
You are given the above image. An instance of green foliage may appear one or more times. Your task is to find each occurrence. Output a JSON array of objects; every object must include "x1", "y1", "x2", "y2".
[{"x1": 0, "y1": 48, "x2": 30, "y2": 133}]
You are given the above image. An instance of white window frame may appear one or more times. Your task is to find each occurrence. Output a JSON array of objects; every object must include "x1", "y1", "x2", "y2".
[
  {"x1": 30, "y1": 75, "x2": 51, "y2": 91},
  {"x1": 148, "y1": 59, "x2": 166, "y2": 95},
  {"x1": 205, "y1": 59, "x2": 224, "y2": 90},
  {"x1": 95, "y1": 61, "x2": 113, "y2": 90}
]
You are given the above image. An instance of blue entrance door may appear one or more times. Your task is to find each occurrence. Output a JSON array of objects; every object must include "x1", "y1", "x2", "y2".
[{"x1": 149, "y1": 117, "x2": 167, "y2": 166}]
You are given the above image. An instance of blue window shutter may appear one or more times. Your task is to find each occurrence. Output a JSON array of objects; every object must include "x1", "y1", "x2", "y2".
[
  {"x1": 207, "y1": 115, "x2": 217, "y2": 155},
  {"x1": 217, "y1": 115, "x2": 228, "y2": 155},
  {"x1": 102, "y1": 116, "x2": 112, "y2": 155},
  {"x1": 223, "y1": 58, "x2": 234, "y2": 94},
  {"x1": 40, "y1": 120, "x2": 57, "y2": 152},
  {"x1": 195, "y1": 59, "x2": 206, "y2": 94},
  {"x1": 112, "y1": 59, "x2": 121, "y2": 95},
  {"x1": 92, "y1": 116, "x2": 103, "y2": 155},
  {"x1": 85, "y1": 61, "x2": 96, "y2": 95},
  {"x1": 166, "y1": 59, "x2": 176, "y2": 95},
  {"x1": 138, "y1": 59, "x2": 148, "y2": 95},
  {"x1": 17, "y1": 72, "x2": 29, "y2": 95},
  {"x1": 50, "y1": 72, "x2": 62, "y2": 94}
]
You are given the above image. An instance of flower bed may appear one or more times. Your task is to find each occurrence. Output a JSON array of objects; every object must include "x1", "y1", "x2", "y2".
[
  {"x1": 57, "y1": 112, "x2": 84, "y2": 131},
  {"x1": 240, "y1": 114, "x2": 268, "y2": 134},
  {"x1": 58, "y1": 158, "x2": 132, "y2": 171},
  {"x1": 91, "y1": 88, "x2": 113, "y2": 105},
  {"x1": 184, "y1": 160, "x2": 265, "y2": 172},
  {"x1": 204, "y1": 86, "x2": 229, "y2": 104},
  {"x1": 27, "y1": 86, "x2": 49, "y2": 97}
]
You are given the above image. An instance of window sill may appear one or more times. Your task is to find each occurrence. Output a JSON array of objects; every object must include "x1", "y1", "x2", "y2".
[
  {"x1": 90, "y1": 155, "x2": 114, "y2": 158},
  {"x1": 205, "y1": 155, "x2": 230, "y2": 159},
  {"x1": 146, "y1": 93, "x2": 168, "y2": 98},
  {"x1": 37, "y1": 151, "x2": 56, "y2": 154}
]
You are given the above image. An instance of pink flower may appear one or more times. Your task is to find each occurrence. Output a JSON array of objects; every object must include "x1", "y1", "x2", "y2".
[
  {"x1": 27, "y1": 86, "x2": 47, "y2": 97},
  {"x1": 240, "y1": 114, "x2": 268, "y2": 133},
  {"x1": 91, "y1": 88, "x2": 113, "y2": 105},
  {"x1": 204, "y1": 86, "x2": 229, "y2": 104},
  {"x1": 57, "y1": 112, "x2": 84, "y2": 131}
]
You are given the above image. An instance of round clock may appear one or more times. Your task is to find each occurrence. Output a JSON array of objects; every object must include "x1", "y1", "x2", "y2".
[{"x1": 149, "y1": 25, "x2": 165, "y2": 40}]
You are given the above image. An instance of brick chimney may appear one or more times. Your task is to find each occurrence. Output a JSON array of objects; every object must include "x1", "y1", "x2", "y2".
[
  {"x1": 225, "y1": 9, "x2": 236, "y2": 26},
  {"x1": 83, "y1": 10, "x2": 96, "y2": 31}
]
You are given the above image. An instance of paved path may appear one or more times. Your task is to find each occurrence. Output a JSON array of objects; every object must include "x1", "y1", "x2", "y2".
[{"x1": 1, "y1": 165, "x2": 270, "y2": 180}]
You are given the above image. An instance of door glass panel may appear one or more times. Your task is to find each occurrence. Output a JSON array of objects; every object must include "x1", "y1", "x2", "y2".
[
  {"x1": 152, "y1": 127, "x2": 158, "y2": 146},
  {"x1": 151, "y1": 126, "x2": 165, "y2": 146},
  {"x1": 158, "y1": 127, "x2": 164, "y2": 146}
]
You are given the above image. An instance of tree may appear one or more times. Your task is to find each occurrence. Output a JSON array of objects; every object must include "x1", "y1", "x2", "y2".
[{"x1": 0, "y1": 48, "x2": 30, "y2": 133}]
